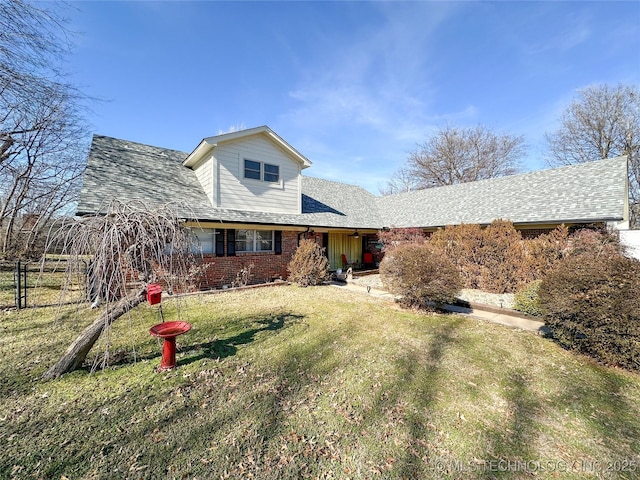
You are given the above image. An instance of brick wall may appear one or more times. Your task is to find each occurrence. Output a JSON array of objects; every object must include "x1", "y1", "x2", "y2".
[
  {"x1": 518, "y1": 228, "x2": 555, "y2": 239},
  {"x1": 195, "y1": 230, "x2": 305, "y2": 290}
]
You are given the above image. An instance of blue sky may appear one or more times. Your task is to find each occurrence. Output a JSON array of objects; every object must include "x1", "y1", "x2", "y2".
[{"x1": 67, "y1": 1, "x2": 640, "y2": 194}]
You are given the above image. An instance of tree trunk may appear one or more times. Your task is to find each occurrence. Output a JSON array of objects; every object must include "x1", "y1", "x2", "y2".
[{"x1": 42, "y1": 289, "x2": 145, "y2": 379}]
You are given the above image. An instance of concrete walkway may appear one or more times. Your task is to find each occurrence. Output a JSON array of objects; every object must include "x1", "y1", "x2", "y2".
[
  {"x1": 441, "y1": 302, "x2": 548, "y2": 334},
  {"x1": 331, "y1": 281, "x2": 548, "y2": 334}
]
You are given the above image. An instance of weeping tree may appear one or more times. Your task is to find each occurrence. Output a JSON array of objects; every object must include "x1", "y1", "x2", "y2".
[{"x1": 42, "y1": 200, "x2": 202, "y2": 379}]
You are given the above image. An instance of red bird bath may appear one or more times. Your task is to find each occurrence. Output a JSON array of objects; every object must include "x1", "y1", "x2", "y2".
[{"x1": 149, "y1": 321, "x2": 191, "y2": 371}]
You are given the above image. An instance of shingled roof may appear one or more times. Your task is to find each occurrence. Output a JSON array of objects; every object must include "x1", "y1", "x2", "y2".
[
  {"x1": 77, "y1": 135, "x2": 382, "y2": 229},
  {"x1": 78, "y1": 135, "x2": 628, "y2": 230},
  {"x1": 377, "y1": 156, "x2": 628, "y2": 227}
]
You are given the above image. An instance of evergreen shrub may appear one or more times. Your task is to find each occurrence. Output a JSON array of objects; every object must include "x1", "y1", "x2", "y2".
[
  {"x1": 429, "y1": 223, "x2": 484, "y2": 289},
  {"x1": 513, "y1": 280, "x2": 543, "y2": 316},
  {"x1": 477, "y1": 220, "x2": 528, "y2": 293},
  {"x1": 538, "y1": 250, "x2": 640, "y2": 371}
]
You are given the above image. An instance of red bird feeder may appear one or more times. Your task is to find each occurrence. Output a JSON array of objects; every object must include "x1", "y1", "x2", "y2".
[
  {"x1": 147, "y1": 283, "x2": 162, "y2": 305},
  {"x1": 149, "y1": 321, "x2": 192, "y2": 371}
]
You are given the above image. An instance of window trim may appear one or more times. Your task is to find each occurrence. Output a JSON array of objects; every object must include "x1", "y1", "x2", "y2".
[
  {"x1": 235, "y1": 229, "x2": 275, "y2": 253},
  {"x1": 243, "y1": 159, "x2": 280, "y2": 184},
  {"x1": 263, "y1": 163, "x2": 279, "y2": 183}
]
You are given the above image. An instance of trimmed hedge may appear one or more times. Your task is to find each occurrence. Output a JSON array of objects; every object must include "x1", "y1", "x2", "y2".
[
  {"x1": 380, "y1": 243, "x2": 462, "y2": 310},
  {"x1": 428, "y1": 220, "x2": 529, "y2": 294},
  {"x1": 429, "y1": 223, "x2": 484, "y2": 289},
  {"x1": 477, "y1": 220, "x2": 527, "y2": 293},
  {"x1": 524, "y1": 224, "x2": 569, "y2": 282}
]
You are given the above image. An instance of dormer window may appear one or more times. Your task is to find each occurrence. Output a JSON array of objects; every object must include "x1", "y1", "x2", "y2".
[
  {"x1": 244, "y1": 159, "x2": 261, "y2": 180},
  {"x1": 264, "y1": 163, "x2": 279, "y2": 183},
  {"x1": 244, "y1": 159, "x2": 279, "y2": 183}
]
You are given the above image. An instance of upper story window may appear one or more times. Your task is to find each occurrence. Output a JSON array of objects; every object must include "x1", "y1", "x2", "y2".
[
  {"x1": 263, "y1": 163, "x2": 279, "y2": 183},
  {"x1": 244, "y1": 159, "x2": 280, "y2": 183},
  {"x1": 244, "y1": 160, "x2": 261, "y2": 180}
]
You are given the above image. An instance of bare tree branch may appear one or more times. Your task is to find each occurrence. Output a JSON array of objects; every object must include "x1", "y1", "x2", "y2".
[
  {"x1": 399, "y1": 124, "x2": 525, "y2": 191},
  {"x1": 545, "y1": 84, "x2": 640, "y2": 227},
  {"x1": 0, "y1": 0, "x2": 88, "y2": 257}
]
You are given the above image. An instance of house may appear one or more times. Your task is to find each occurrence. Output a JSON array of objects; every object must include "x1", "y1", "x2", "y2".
[{"x1": 77, "y1": 126, "x2": 630, "y2": 288}]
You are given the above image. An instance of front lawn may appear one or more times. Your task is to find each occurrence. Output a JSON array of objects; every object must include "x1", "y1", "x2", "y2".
[{"x1": 1, "y1": 285, "x2": 639, "y2": 479}]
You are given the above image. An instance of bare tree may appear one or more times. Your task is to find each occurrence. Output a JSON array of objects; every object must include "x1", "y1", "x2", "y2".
[
  {"x1": 545, "y1": 84, "x2": 640, "y2": 227},
  {"x1": 0, "y1": 0, "x2": 88, "y2": 258},
  {"x1": 378, "y1": 166, "x2": 420, "y2": 195},
  {"x1": 399, "y1": 125, "x2": 525, "y2": 191},
  {"x1": 42, "y1": 200, "x2": 202, "y2": 379}
]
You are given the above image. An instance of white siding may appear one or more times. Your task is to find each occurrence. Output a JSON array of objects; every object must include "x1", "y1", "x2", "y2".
[
  {"x1": 620, "y1": 230, "x2": 640, "y2": 260},
  {"x1": 192, "y1": 156, "x2": 214, "y2": 205},
  {"x1": 212, "y1": 135, "x2": 301, "y2": 214}
]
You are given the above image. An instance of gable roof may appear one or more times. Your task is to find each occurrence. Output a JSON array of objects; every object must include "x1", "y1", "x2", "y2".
[
  {"x1": 78, "y1": 134, "x2": 629, "y2": 231},
  {"x1": 376, "y1": 156, "x2": 628, "y2": 227},
  {"x1": 77, "y1": 134, "x2": 380, "y2": 229},
  {"x1": 183, "y1": 125, "x2": 312, "y2": 169},
  {"x1": 77, "y1": 135, "x2": 215, "y2": 220}
]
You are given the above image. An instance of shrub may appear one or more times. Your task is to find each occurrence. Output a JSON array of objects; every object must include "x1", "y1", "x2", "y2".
[
  {"x1": 538, "y1": 252, "x2": 640, "y2": 371},
  {"x1": 477, "y1": 220, "x2": 528, "y2": 294},
  {"x1": 287, "y1": 239, "x2": 330, "y2": 287},
  {"x1": 377, "y1": 227, "x2": 427, "y2": 252},
  {"x1": 429, "y1": 223, "x2": 484, "y2": 289},
  {"x1": 428, "y1": 220, "x2": 528, "y2": 293},
  {"x1": 513, "y1": 280, "x2": 543, "y2": 316},
  {"x1": 380, "y1": 243, "x2": 462, "y2": 310},
  {"x1": 565, "y1": 227, "x2": 625, "y2": 258},
  {"x1": 524, "y1": 225, "x2": 569, "y2": 282}
]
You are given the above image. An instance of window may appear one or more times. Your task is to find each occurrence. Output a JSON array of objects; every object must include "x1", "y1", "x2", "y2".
[
  {"x1": 192, "y1": 228, "x2": 223, "y2": 255},
  {"x1": 244, "y1": 159, "x2": 279, "y2": 183},
  {"x1": 264, "y1": 163, "x2": 279, "y2": 183},
  {"x1": 244, "y1": 159, "x2": 261, "y2": 180},
  {"x1": 236, "y1": 229, "x2": 274, "y2": 252}
]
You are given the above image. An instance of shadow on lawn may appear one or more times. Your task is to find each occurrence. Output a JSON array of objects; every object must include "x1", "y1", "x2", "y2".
[
  {"x1": 179, "y1": 312, "x2": 304, "y2": 366},
  {"x1": 394, "y1": 317, "x2": 466, "y2": 478},
  {"x1": 98, "y1": 312, "x2": 303, "y2": 369},
  {"x1": 478, "y1": 355, "x2": 640, "y2": 478},
  {"x1": 479, "y1": 368, "x2": 541, "y2": 479}
]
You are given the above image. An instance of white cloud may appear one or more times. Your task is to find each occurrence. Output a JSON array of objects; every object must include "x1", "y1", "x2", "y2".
[
  {"x1": 282, "y1": 3, "x2": 459, "y2": 139},
  {"x1": 217, "y1": 123, "x2": 248, "y2": 135}
]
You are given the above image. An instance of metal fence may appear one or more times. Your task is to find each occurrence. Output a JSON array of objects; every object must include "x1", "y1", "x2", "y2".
[{"x1": 0, "y1": 259, "x2": 88, "y2": 309}]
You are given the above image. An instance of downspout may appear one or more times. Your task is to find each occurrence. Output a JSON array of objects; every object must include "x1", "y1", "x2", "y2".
[{"x1": 297, "y1": 226, "x2": 310, "y2": 246}]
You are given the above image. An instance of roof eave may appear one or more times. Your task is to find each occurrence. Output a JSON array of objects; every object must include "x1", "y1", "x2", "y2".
[
  {"x1": 407, "y1": 216, "x2": 626, "y2": 230},
  {"x1": 183, "y1": 126, "x2": 312, "y2": 169},
  {"x1": 183, "y1": 139, "x2": 216, "y2": 168}
]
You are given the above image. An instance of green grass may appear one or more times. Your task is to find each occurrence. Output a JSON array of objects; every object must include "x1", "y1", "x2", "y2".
[
  {"x1": 1, "y1": 285, "x2": 640, "y2": 479},
  {"x1": 0, "y1": 265, "x2": 86, "y2": 308}
]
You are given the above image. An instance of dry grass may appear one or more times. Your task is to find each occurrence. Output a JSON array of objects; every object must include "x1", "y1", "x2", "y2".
[{"x1": 1, "y1": 285, "x2": 639, "y2": 479}]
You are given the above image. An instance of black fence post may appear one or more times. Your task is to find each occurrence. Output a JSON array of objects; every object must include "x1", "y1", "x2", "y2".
[
  {"x1": 23, "y1": 262, "x2": 27, "y2": 308},
  {"x1": 15, "y1": 260, "x2": 21, "y2": 309},
  {"x1": 14, "y1": 260, "x2": 28, "y2": 309}
]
